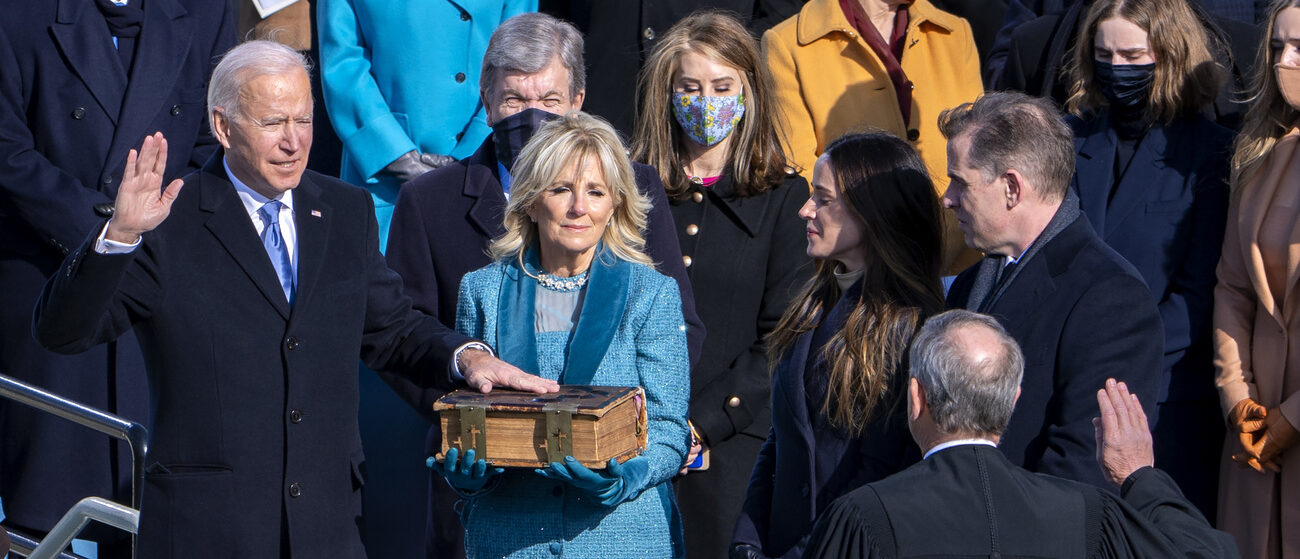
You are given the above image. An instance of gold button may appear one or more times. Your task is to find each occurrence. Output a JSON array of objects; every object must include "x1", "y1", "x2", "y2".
[
  {"x1": 686, "y1": 224, "x2": 699, "y2": 236},
  {"x1": 728, "y1": 396, "x2": 741, "y2": 408},
  {"x1": 692, "y1": 192, "x2": 703, "y2": 203},
  {"x1": 683, "y1": 255, "x2": 693, "y2": 267}
]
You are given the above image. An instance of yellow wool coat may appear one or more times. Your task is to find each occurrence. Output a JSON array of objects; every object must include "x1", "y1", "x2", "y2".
[
  {"x1": 762, "y1": 0, "x2": 983, "y2": 273},
  {"x1": 1213, "y1": 130, "x2": 1300, "y2": 559}
]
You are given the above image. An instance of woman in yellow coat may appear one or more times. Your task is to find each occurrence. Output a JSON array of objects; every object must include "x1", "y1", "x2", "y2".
[
  {"x1": 1214, "y1": 1, "x2": 1300, "y2": 557},
  {"x1": 762, "y1": 0, "x2": 982, "y2": 274}
]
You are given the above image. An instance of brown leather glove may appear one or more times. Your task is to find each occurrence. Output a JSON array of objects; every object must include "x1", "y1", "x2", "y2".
[
  {"x1": 1229, "y1": 399, "x2": 1268, "y2": 465},
  {"x1": 1229, "y1": 398, "x2": 1268, "y2": 433},
  {"x1": 1258, "y1": 408, "x2": 1299, "y2": 468}
]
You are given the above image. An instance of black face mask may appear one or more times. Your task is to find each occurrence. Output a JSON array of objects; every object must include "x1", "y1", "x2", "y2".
[
  {"x1": 1093, "y1": 61, "x2": 1155, "y2": 112},
  {"x1": 491, "y1": 108, "x2": 560, "y2": 173}
]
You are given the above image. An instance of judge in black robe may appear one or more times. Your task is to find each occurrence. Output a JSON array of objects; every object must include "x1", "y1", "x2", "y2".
[{"x1": 804, "y1": 310, "x2": 1239, "y2": 559}]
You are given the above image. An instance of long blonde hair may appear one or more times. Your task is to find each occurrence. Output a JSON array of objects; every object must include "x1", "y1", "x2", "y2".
[
  {"x1": 767, "y1": 133, "x2": 945, "y2": 436},
  {"x1": 631, "y1": 10, "x2": 791, "y2": 199},
  {"x1": 1064, "y1": 0, "x2": 1224, "y2": 123},
  {"x1": 1232, "y1": 0, "x2": 1300, "y2": 190},
  {"x1": 488, "y1": 112, "x2": 653, "y2": 267}
]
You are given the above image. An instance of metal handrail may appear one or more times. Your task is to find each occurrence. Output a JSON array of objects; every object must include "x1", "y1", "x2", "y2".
[
  {"x1": 27, "y1": 498, "x2": 139, "y2": 559},
  {"x1": 5, "y1": 528, "x2": 85, "y2": 559},
  {"x1": 0, "y1": 373, "x2": 148, "y2": 557}
]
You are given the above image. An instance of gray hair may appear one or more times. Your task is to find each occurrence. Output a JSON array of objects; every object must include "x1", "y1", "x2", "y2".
[
  {"x1": 480, "y1": 12, "x2": 585, "y2": 99},
  {"x1": 207, "y1": 40, "x2": 313, "y2": 120},
  {"x1": 909, "y1": 310, "x2": 1024, "y2": 438},
  {"x1": 937, "y1": 91, "x2": 1074, "y2": 203}
]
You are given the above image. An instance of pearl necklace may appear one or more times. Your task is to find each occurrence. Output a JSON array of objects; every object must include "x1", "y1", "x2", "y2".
[{"x1": 535, "y1": 269, "x2": 590, "y2": 292}]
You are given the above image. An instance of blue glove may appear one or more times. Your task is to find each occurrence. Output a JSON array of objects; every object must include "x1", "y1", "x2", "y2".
[
  {"x1": 427, "y1": 448, "x2": 503, "y2": 494},
  {"x1": 535, "y1": 456, "x2": 650, "y2": 506}
]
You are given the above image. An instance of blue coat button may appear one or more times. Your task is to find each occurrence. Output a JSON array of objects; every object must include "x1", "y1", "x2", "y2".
[{"x1": 549, "y1": 541, "x2": 563, "y2": 555}]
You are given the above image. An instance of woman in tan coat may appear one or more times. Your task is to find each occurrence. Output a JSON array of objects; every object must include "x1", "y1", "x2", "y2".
[
  {"x1": 762, "y1": 0, "x2": 983, "y2": 274},
  {"x1": 1215, "y1": 1, "x2": 1300, "y2": 556}
]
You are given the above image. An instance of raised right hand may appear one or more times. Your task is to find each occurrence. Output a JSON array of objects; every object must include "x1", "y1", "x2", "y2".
[
  {"x1": 1093, "y1": 378, "x2": 1154, "y2": 486},
  {"x1": 105, "y1": 132, "x2": 184, "y2": 243}
]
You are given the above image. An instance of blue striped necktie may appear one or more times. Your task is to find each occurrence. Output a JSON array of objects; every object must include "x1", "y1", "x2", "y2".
[{"x1": 258, "y1": 201, "x2": 295, "y2": 305}]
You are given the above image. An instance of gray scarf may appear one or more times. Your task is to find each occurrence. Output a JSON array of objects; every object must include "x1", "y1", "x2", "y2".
[{"x1": 966, "y1": 188, "x2": 1082, "y2": 312}]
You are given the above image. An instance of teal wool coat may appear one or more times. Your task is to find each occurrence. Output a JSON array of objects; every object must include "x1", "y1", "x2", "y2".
[{"x1": 454, "y1": 253, "x2": 691, "y2": 558}]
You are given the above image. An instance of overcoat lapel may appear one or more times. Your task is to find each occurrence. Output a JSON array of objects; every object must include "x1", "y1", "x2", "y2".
[
  {"x1": 494, "y1": 247, "x2": 632, "y2": 384},
  {"x1": 984, "y1": 254, "x2": 1055, "y2": 333},
  {"x1": 288, "y1": 177, "x2": 331, "y2": 314},
  {"x1": 707, "y1": 176, "x2": 767, "y2": 238},
  {"x1": 51, "y1": 0, "x2": 127, "y2": 125},
  {"x1": 198, "y1": 158, "x2": 291, "y2": 319},
  {"x1": 779, "y1": 330, "x2": 818, "y2": 452},
  {"x1": 464, "y1": 142, "x2": 508, "y2": 239},
  {"x1": 1103, "y1": 124, "x2": 1171, "y2": 238},
  {"x1": 1074, "y1": 124, "x2": 1115, "y2": 233},
  {"x1": 1237, "y1": 131, "x2": 1300, "y2": 325},
  {"x1": 497, "y1": 255, "x2": 540, "y2": 375},
  {"x1": 563, "y1": 252, "x2": 631, "y2": 385},
  {"x1": 1285, "y1": 219, "x2": 1300, "y2": 319},
  {"x1": 108, "y1": 0, "x2": 192, "y2": 171}
]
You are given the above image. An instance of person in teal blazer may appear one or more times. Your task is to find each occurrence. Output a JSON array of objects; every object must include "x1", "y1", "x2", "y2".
[
  {"x1": 434, "y1": 112, "x2": 690, "y2": 557},
  {"x1": 318, "y1": 0, "x2": 535, "y2": 249}
]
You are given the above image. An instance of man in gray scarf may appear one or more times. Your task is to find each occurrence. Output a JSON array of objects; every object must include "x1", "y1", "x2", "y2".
[{"x1": 941, "y1": 91, "x2": 1164, "y2": 490}]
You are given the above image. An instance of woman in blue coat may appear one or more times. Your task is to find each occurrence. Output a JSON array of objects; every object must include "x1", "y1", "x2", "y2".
[
  {"x1": 1063, "y1": 0, "x2": 1232, "y2": 519},
  {"x1": 431, "y1": 112, "x2": 690, "y2": 558},
  {"x1": 731, "y1": 133, "x2": 944, "y2": 558}
]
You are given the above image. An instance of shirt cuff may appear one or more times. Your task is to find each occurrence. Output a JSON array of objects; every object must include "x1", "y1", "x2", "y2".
[
  {"x1": 93, "y1": 220, "x2": 141, "y2": 254},
  {"x1": 450, "y1": 341, "x2": 494, "y2": 381}
]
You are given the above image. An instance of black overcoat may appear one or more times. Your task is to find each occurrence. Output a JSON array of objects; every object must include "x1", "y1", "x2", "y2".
[
  {"x1": 947, "y1": 212, "x2": 1165, "y2": 489},
  {"x1": 669, "y1": 172, "x2": 812, "y2": 558},
  {"x1": 34, "y1": 157, "x2": 471, "y2": 557},
  {"x1": 0, "y1": 0, "x2": 234, "y2": 537}
]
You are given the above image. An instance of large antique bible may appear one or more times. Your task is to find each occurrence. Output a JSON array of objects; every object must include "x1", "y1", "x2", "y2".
[{"x1": 433, "y1": 385, "x2": 647, "y2": 468}]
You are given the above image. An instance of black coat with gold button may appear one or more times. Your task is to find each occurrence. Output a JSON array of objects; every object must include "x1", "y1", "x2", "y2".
[{"x1": 671, "y1": 171, "x2": 812, "y2": 558}]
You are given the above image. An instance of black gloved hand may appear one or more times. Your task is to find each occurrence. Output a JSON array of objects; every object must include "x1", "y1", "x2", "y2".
[{"x1": 382, "y1": 150, "x2": 454, "y2": 182}]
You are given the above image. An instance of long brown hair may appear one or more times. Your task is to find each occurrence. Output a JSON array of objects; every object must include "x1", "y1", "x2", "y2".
[
  {"x1": 1064, "y1": 0, "x2": 1224, "y2": 123},
  {"x1": 1233, "y1": 0, "x2": 1300, "y2": 190},
  {"x1": 631, "y1": 10, "x2": 790, "y2": 199},
  {"x1": 767, "y1": 133, "x2": 946, "y2": 436}
]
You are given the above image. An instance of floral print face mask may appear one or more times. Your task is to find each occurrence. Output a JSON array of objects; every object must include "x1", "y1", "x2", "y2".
[{"x1": 671, "y1": 92, "x2": 745, "y2": 147}]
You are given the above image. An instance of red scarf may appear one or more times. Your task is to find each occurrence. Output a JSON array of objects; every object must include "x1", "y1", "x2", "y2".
[{"x1": 839, "y1": 0, "x2": 912, "y2": 126}]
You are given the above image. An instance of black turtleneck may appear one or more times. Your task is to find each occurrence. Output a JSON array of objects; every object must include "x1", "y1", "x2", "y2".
[{"x1": 1108, "y1": 107, "x2": 1150, "y2": 205}]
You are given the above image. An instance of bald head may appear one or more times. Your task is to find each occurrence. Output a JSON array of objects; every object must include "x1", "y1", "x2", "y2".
[{"x1": 909, "y1": 310, "x2": 1024, "y2": 438}]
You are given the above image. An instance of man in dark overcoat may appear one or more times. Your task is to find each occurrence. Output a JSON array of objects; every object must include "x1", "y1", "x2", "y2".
[
  {"x1": 32, "y1": 40, "x2": 554, "y2": 558},
  {"x1": 942, "y1": 92, "x2": 1164, "y2": 489},
  {"x1": 0, "y1": 0, "x2": 234, "y2": 554}
]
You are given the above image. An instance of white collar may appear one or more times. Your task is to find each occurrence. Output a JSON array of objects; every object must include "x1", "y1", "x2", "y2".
[
  {"x1": 223, "y1": 156, "x2": 294, "y2": 219},
  {"x1": 923, "y1": 438, "x2": 997, "y2": 460}
]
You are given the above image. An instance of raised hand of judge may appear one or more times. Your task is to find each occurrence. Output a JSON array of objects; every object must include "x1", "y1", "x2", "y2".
[
  {"x1": 104, "y1": 132, "x2": 185, "y2": 244},
  {"x1": 1093, "y1": 378, "x2": 1155, "y2": 486}
]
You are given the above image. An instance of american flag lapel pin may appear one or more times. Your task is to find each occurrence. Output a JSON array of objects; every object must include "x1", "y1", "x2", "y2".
[{"x1": 311, "y1": 209, "x2": 322, "y2": 218}]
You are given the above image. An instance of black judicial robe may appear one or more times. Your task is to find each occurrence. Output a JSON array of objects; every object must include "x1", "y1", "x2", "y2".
[{"x1": 805, "y1": 444, "x2": 1240, "y2": 558}]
